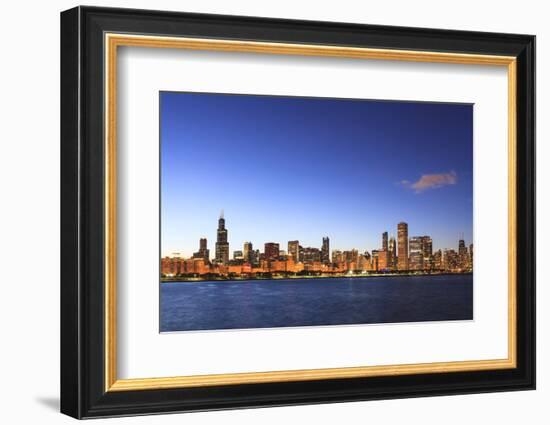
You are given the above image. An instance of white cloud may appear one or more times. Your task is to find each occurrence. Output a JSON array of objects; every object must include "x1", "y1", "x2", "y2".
[{"x1": 401, "y1": 171, "x2": 457, "y2": 193}]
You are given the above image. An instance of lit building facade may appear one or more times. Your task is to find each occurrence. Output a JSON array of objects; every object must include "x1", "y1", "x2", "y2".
[
  {"x1": 288, "y1": 240, "x2": 299, "y2": 262},
  {"x1": 409, "y1": 235, "x2": 433, "y2": 271},
  {"x1": 389, "y1": 236, "x2": 396, "y2": 269},
  {"x1": 377, "y1": 249, "x2": 389, "y2": 271},
  {"x1": 343, "y1": 249, "x2": 359, "y2": 264},
  {"x1": 443, "y1": 249, "x2": 459, "y2": 271},
  {"x1": 397, "y1": 222, "x2": 409, "y2": 271},
  {"x1": 422, "y1": 236, "x2": 433, "y2": 271},
  {"x1": 378, "y1": 232, "x2": 390, "y2": 270},
  {"x1": 433, "y1": 249, "x2": 443, "y2": 270},
  {"x1": 458, "y1": 239, "x2": 469, "y2": 270},
  {"x1": 409, "y1": 236, "x2": 424, "y2": 270}
]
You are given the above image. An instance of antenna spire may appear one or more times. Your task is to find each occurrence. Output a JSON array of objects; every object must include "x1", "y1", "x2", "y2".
[{"x1": 220, "y1": 209, "x2": 224, "y2": 219}]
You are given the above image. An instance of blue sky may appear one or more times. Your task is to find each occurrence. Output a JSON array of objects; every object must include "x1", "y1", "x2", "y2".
[{"x1": 160, "y1": 92, "x2": 473, "y2": 257}]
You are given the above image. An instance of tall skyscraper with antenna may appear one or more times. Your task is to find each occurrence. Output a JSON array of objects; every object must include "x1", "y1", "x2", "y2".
[{"x1": 215, "y1": 211, "x2": 229, "y2": 264}]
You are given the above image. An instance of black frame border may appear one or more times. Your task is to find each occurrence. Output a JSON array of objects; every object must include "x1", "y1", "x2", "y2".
[{"x1": 61, "y1": 6, "x2": 535, "y2": 419}]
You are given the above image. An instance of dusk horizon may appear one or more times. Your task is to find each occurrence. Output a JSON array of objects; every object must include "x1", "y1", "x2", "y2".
[{"x1": 160, "y1": 91, "x2": 473, "y2": 258}]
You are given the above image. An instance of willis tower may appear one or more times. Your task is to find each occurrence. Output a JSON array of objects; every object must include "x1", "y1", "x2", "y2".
[{"x1": 215, "y1": 211, "x2": 229, "y2": 264}]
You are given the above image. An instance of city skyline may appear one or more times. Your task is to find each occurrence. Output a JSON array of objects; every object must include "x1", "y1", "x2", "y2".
[
  {"x1": 163, "y1": 211, "x2": 472, "y2": 261},
  {"x1": 161, "y1": 92, "x2": 473, "y2": 258},
  {"x1": 161, "y1": 213, "x2": 473, "y2": 279}
]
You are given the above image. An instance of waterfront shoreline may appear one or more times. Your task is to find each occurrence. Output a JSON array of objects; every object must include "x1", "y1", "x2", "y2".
[{"x1": 161, "y1": 271, "x2": 472, "y2": 284}]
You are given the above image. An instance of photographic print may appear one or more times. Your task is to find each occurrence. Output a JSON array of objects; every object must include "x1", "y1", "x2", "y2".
[
  {"x1": 61, "y1": 9, "x2": 535, "y2": 416},
  {"x1": 160, "y1": 92, "x2": 474, "y2": 332}
]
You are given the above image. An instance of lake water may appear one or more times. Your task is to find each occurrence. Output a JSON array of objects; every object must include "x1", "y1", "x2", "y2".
[{"x1": 160, "y1": 274, "x2": 473, "y2": 332}]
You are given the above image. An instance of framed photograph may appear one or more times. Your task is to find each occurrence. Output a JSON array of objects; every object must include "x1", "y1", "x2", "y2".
[{"x1": 60, "y1": 6, "x2": 535, "y2": 419}]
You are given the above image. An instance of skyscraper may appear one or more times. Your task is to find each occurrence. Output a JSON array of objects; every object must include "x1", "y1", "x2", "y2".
[
  {"x1": 458, "y1": 239, "x2": 467, "y2": 255},
  {"x1": 389, "y1": 236, "x2": 396, "y2": 269},
  {"x1": 193, "y1": 237, "x2": 209, "y2": 261},
  {"x1": 458, "y1": 239, "x2": 469, "y2": 270},
  {"x1": 288, "y1": 240, "x2": 299, "y2": 262},
  {"x1": 264, "y1": 242, "x2": 280, "y2": 260},
  {"x1": 382, "y1": 232, "x2": 388, "y2": 251},
  {"x1": 243, "y1": 241, "x2": 253, "y2": 263},
  {"x1": 251, "y1": 249, "x2": 260, "y2": 266},
  {"x1": 397, "y1": 222, "x2": 409, "y2": 271},
  {"x1": 379, "y1": 232, "x2": 389, "y2": 270},
  {"x1": 433, "y1": 249, "x2": 443, "y2": 270},
  {"x1": 422, "y1": 236, "x2": 433, "y2": 271},
  {"x1": 321, "y1": 237, "x2": 330, "y2": 264},
  {"x1": 409, "y1": 236, "x2": 424, "y2": 270},
  {"x1": 214, "y1": 211, "x2": 229, "y2": 264},
  {"x1": 409, "y1": 235, "x2": 432, "y2": 271}
]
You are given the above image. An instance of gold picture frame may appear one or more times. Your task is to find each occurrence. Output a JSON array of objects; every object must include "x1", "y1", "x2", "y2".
[{"x1": 104, "y1": 33, "x2": 517, "y2": 392}]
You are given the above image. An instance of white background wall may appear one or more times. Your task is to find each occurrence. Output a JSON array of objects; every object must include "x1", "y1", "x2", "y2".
[{"x1": 0, "y1": 0, "x2": 545, "y2": 423}]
